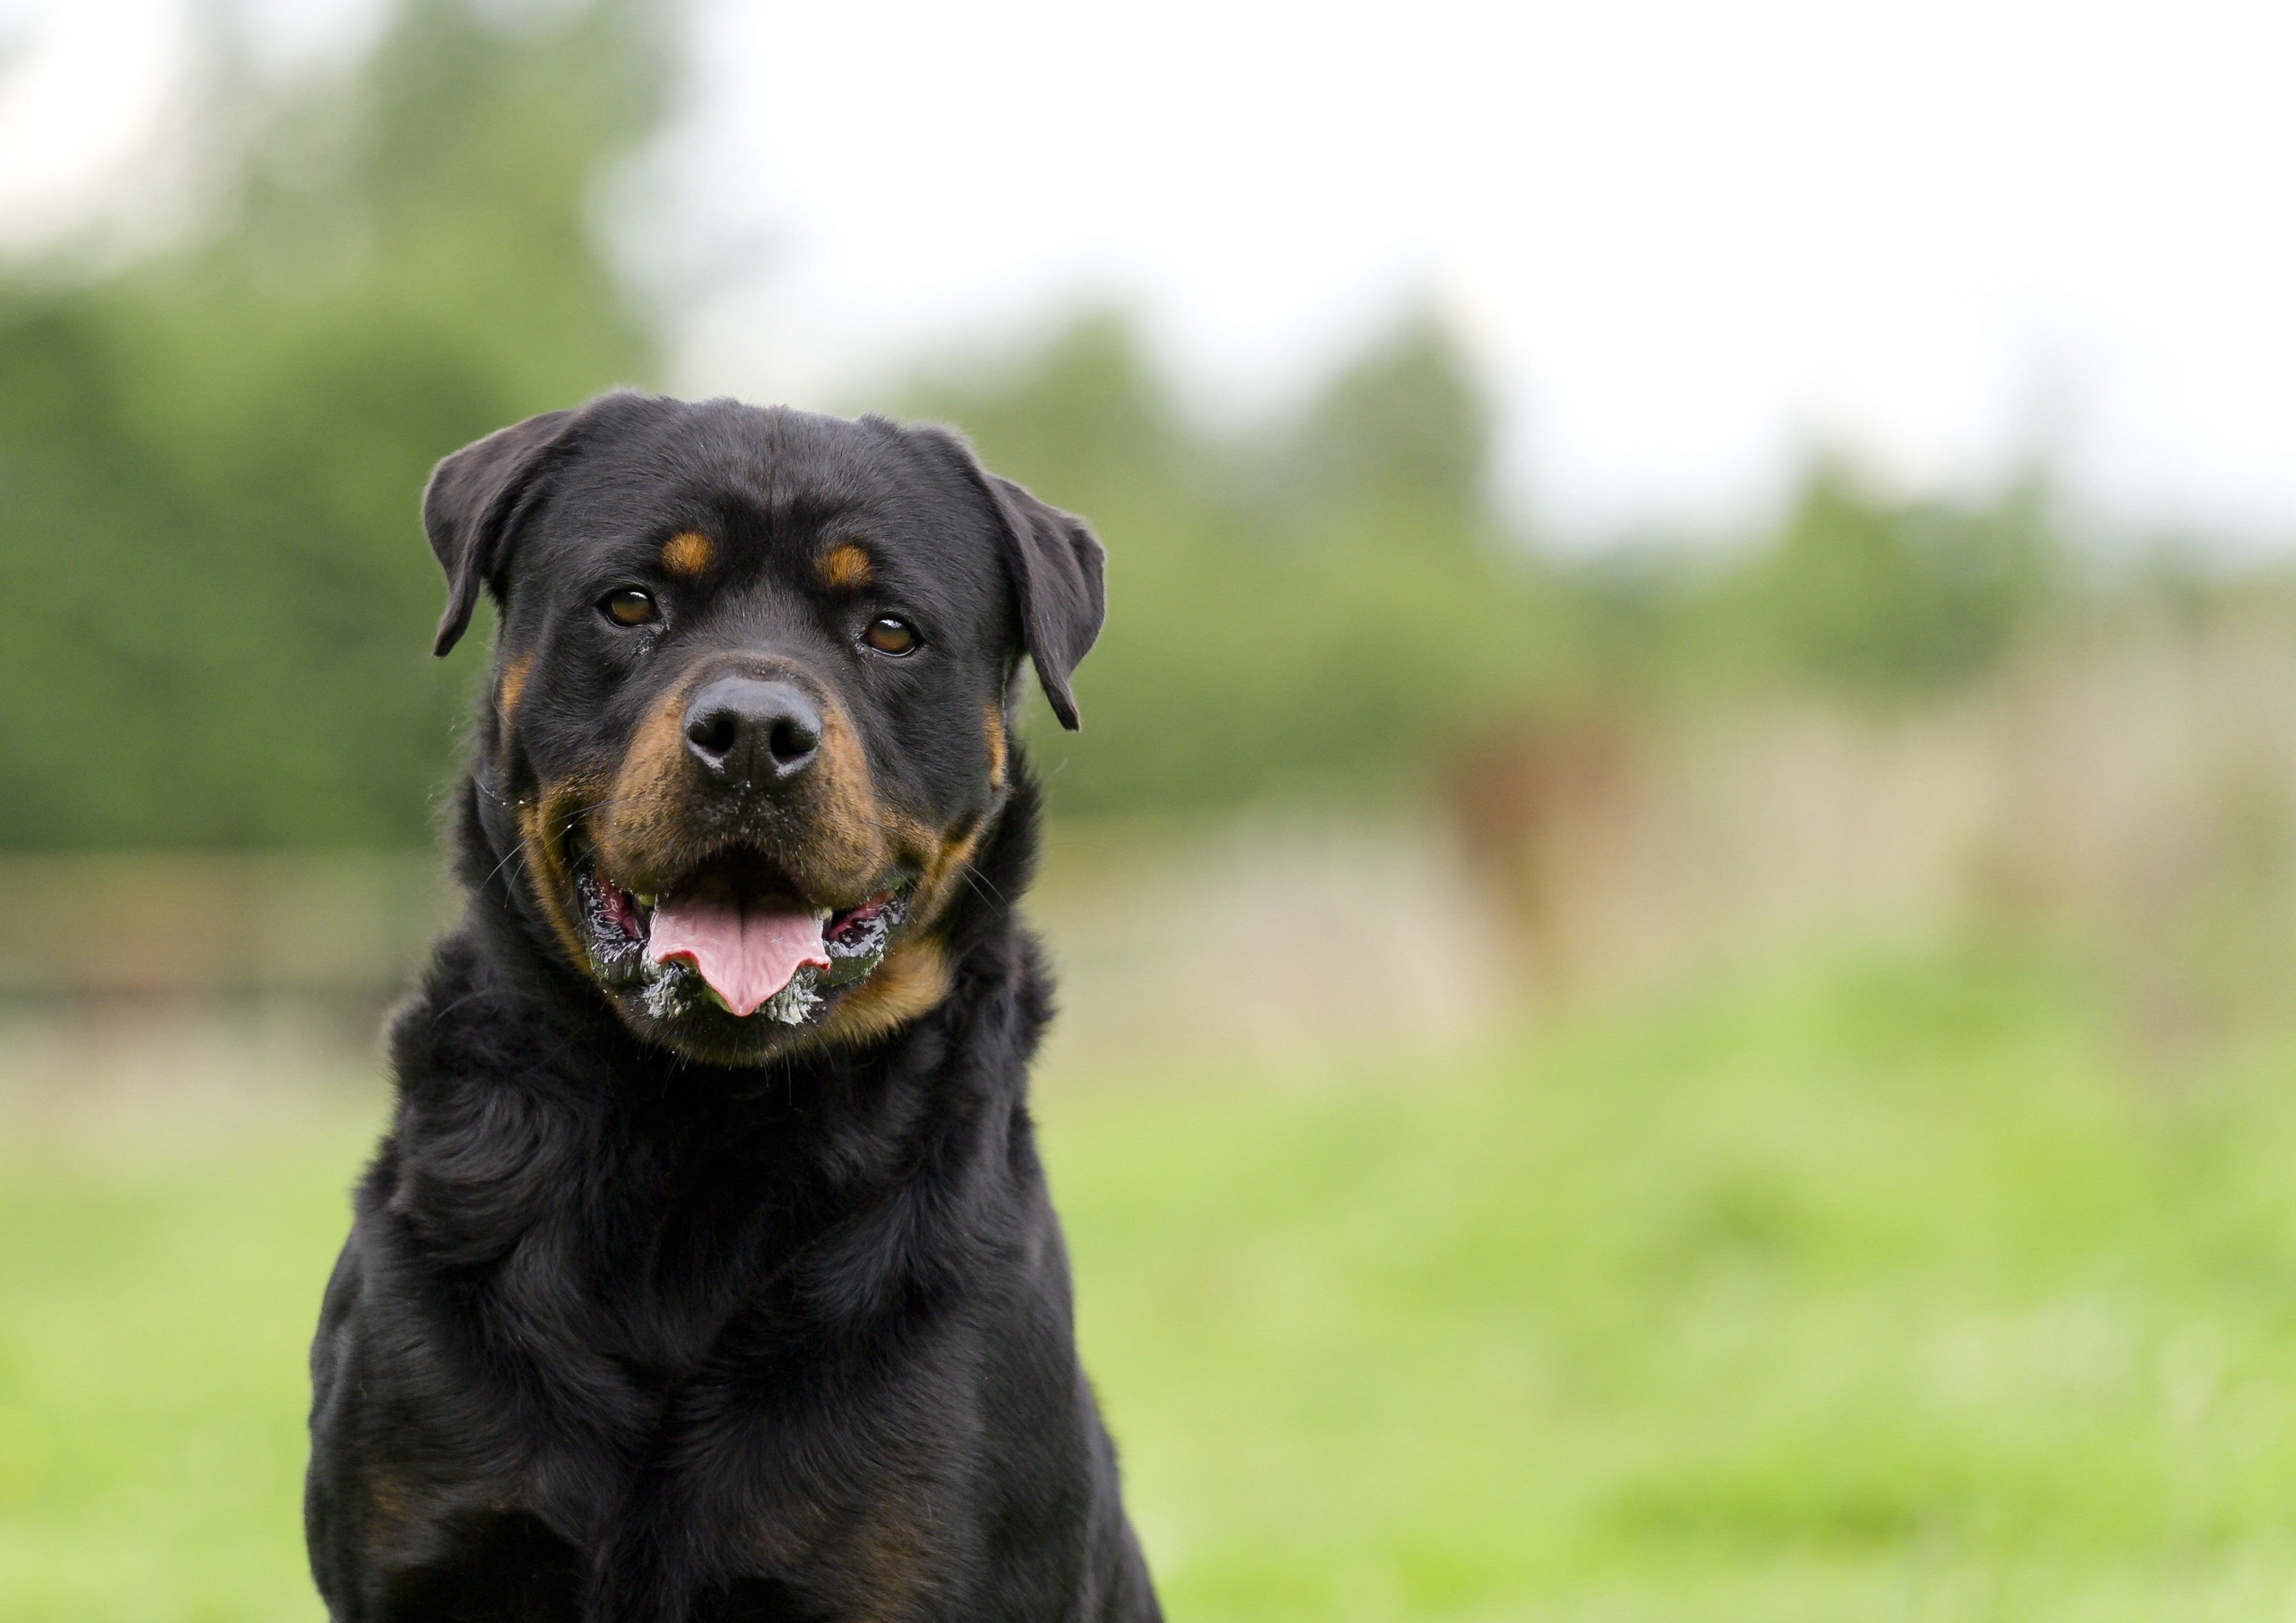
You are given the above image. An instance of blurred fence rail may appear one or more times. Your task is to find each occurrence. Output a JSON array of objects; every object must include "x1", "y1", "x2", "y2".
[
  {"x1": 0, "y1": 853, "x2": 452, "y2": 1003},
  {"x1": 1031, "y1": 816, "x2": 1519, "y2": 1065},
  {"x1": 0, "y1": 833, "x2": 1520, "y2": 1064}
]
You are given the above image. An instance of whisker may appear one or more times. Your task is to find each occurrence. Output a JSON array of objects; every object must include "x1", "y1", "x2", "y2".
[
  {"x1": 476, "y1": 835, "x2": 531, "y2": 897},
  {"x1": 958, "y1": 860, "x2": 1010, "y2": 911}
]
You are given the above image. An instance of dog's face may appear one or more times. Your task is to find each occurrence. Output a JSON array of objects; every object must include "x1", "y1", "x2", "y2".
[{"x1": 425, "y1": 394, "x2": 1102, "y2": 1065}]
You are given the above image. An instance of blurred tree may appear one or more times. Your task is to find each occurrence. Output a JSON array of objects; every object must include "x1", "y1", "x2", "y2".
[
  {"x1": 1722, "y1": 458, "x2": 2060, "y2": 697},
  {"x1": 0, "y1": 0, "x2": 663, "y2": 847},
  {"x1": 1260, "y1": 311, "x2": 1492, "y2": 541},
  {"x1": 906, "y1": 314, "x2": 1197, "y2": 523},
  {"x1": 909, "y1": 307, "x2": 1585, "y2": 815}
]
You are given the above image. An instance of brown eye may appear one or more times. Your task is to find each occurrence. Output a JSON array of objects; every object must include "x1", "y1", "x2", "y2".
[
  {"x1": 863, "y1": 615, "x2": 917, "y2": 656},
  {"x1": 600, "y1": 588, "x2": 657, "y2": 627}
]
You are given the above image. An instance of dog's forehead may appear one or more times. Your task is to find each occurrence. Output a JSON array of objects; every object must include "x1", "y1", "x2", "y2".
[{"x1": 540, "y1": 403, "x2": 982, "y2": 568}]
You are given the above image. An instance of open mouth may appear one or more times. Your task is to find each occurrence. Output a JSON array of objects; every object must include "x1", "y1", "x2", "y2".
[{"x1": 573, "y1": 845, "x2": 908, "y2": 1027}]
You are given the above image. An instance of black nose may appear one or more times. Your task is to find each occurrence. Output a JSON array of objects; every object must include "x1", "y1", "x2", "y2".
[{"x1": 682, "y1": 677, "x2": 822, "y2": 787}]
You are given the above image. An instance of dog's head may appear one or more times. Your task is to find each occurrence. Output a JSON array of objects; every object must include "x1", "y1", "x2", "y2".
[{"x1": 426, "y1": 393, "x2": 1103, "y2": 1065}]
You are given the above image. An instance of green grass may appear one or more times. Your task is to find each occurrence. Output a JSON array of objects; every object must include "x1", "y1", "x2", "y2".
[
  {"x1": 9, "y1": 948, "x2": 2296, "y2": 1619},
  {"x1": 0, "y1": 1071, "x2": 382, "y2": 1622}
]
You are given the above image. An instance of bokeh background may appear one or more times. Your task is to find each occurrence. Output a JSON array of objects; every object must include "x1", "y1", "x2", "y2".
[{"x1": 8, "y1": 1, "x2": 2296, "y2": 1618}]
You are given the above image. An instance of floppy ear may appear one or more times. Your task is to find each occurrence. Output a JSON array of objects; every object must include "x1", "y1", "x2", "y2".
[
  {"x1": 423, "y1": 408, "x2": 576, "y2": 657},
  {"x1": 982, "y1": 475, "x2": 1105, "y2": 730},
  {"x1": 906, "y1": 425, "x2": 1106, "y2": 729}
]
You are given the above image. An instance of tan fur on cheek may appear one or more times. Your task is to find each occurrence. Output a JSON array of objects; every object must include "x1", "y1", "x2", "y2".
[
  {"x1": 590, "y1": 694, "x2": 693, "y2": 884},
  {"x1": 660, "y1": 530, "x2": 714, "y2": 577},
  {"x1": 908, "y1": 822, "x2": 984, "y2": 935},
  {"x1": 809, "y1": 938, "x2": 952, "y2": 1049},
  {"x1": 801, "y1": 713, "x2": 902, "y2": 880},
  {"x1": 817, "y1": 543, "x2": 873, "y2": 591},
  {"x1": 519, "y1": 780, "x2": 603, "y2": 972},
  {"x1": 498, "y1": 653, "x2": 532, "y2": 721},
  {"x1": 794, "y1": 816, "x2": 980, "y2": 1051},
  {"x1": 983, "y1": 704, "x2": 1006, "y2": 790},
  {"x1": 496, "y1": 652, "x2": 532, "y2": 755}
]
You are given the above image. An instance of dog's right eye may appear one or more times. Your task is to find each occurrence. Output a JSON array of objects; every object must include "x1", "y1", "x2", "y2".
[{"x1": 600, "y1": 589, "x2": 658, "y2": 628}]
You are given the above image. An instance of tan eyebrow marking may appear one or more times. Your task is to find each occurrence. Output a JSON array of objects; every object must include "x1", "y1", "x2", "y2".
[
  {"x1": 818, "y1": 542, "x2": 874, "y2": 591},
  {"x1": 660, "y1": 530, "x2": 713, "y2": 577}
]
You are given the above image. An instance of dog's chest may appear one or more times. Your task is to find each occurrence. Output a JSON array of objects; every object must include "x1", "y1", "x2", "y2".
[
  {"x1": 375, "y1": 1225, "x2": 982, "y2": 1618},
  {"x1": 484, "y1": 1181, "x2": 976, "y2": 1519}
]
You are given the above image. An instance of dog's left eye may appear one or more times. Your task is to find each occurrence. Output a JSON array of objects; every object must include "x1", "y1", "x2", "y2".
[
  {"x1": 863, "y1": 616, "x2": 918, "y2": 656},
  {"x1": 600, "y1": 589, "x2": 658, "y2": 628}
]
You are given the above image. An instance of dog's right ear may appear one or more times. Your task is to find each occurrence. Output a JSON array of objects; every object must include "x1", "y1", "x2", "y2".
[{"x1": 423, "y1": 409, "x2": 577, "y2": 657}]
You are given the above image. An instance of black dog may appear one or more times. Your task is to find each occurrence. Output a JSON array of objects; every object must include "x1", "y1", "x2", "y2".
[{"x1": 305, "y1": 393, "x2": 1160, "y2": 1622}]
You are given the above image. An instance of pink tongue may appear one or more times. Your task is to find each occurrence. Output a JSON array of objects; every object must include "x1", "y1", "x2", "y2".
[{"x1": 647, "y1": 899, "x2": 829, "y2": 1018}]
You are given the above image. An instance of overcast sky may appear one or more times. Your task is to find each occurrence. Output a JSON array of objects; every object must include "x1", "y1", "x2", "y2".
[{"x1": 7, "y1": 0, "x2": 2294, "y2": 543}]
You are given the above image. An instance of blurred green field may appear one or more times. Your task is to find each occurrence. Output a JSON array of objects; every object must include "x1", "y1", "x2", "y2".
[{"x1": 6, "y1": 947, "x2": 2296, "y2": 1621}]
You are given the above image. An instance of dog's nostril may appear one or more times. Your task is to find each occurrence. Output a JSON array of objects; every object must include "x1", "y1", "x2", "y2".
[
  {"x1": 767, "y1": 717, "x2": 819, "y2": 766},
  {"x1": 686, "y1": 709, "x2": 740, "y2": 759}
]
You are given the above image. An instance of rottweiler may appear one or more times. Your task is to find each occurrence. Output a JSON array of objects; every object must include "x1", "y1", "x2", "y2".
[{"x1": 304, "y1": 392, "x2": 1161, "y2": 1622}]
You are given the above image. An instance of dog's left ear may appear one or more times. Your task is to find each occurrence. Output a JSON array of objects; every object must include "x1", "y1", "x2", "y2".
[
  {"x1": 982, "y1": 475, "x2": 1105, "y2": 731},
  {"x1": 423, "y1": 408, "x2": 577, "y2": 657},
  {"x1": 907, "y1": 425, "x2": 1106, "y2": 730}
]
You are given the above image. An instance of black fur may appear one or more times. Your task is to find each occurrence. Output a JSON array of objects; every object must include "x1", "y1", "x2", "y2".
[{"x1": 306, "y1": 395, "x2": 1158, "y2": 1622}]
